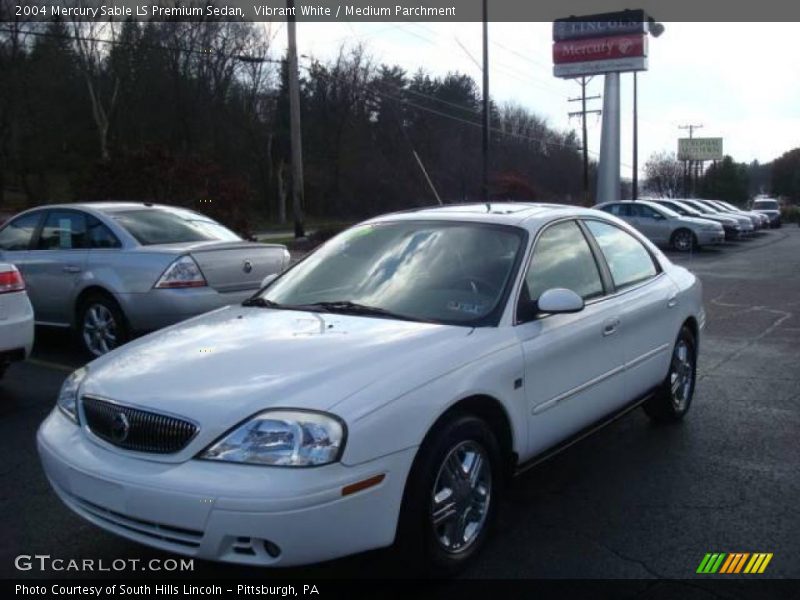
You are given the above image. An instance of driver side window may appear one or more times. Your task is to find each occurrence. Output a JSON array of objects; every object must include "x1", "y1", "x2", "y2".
[{"x1": 517, "y1": 221, "x2": 604, "y2": 321}]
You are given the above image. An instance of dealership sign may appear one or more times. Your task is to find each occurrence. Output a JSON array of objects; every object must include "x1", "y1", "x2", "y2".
[
  {"x1": 554, "y1": 57, "x2": 648, "y2": 78},
  {"x1": 553, "y1": 10, "x2": 647, "y2": 41},
  {"x1": 678, "y1": 138, "x2": 723, "y2": 161},
  {"x1": 553, "y1": 34, "x2": 647, "y2": 64},
  {"x1": 552, "y1": 10, "x2": 650, "y2": 78}
]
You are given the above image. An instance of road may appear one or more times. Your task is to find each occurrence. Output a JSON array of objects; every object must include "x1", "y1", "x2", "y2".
[{"x1": 1, "y1": 229, "x2": 798, "y2": 581}]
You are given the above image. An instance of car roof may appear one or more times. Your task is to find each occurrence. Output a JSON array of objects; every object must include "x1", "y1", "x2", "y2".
[{"x1": 367, "y1": 202, "x2": 605, "y2": 228}]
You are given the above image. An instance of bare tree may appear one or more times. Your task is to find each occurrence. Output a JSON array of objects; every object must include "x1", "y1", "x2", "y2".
[
  {"x1": 69, "y1": 18, "x2": 120, "y2": 161},
  {"x1": 644, "y1": 151, "x2": 684, "y2": 198}
]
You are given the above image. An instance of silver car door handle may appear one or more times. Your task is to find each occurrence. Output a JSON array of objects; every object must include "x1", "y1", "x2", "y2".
[
  {"x1": 667, "y1": 295, "x2": 679, "y2": 308},
  {"x1": 63, "y1": 266, "x2": 82, "y2": 274},
  {"x1": 602, "y1": 318, "x2": 620, "y2": 337}
]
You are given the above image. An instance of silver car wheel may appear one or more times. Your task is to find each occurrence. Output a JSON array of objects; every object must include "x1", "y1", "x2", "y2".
[
  {"x1": 430, "y1": 440, "x2": 492, "y2": 554},
  {"x1": 82, "y1": 303, "x2": 118, "y2": 357},
  {"x1": 669, "y1": 339, "x2": 694, "y2": 411},
  {"x1": 673, "y1": 230, "x2": 694, "y2": 252}
]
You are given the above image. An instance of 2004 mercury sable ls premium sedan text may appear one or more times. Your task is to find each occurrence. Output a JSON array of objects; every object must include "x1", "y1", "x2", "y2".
[{"x1": 37, "y1": 203, "x2": 704, "y2": 574}]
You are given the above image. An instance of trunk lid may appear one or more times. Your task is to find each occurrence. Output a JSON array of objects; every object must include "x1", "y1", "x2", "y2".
[{"x1": 187, "y1": 241, "x2": 287, "y2": 292}]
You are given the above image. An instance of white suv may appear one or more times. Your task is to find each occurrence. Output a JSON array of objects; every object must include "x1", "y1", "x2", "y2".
[{"x1": 0, "y1": 263, "x2": 34, "y2": 379}]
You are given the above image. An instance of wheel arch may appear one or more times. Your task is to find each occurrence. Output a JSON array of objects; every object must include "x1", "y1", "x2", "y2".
[
  {"x1": 73, "y1": 285, "x2": 126, "y2": 328},
  {"x1": 417, "y1": 394, "x2": 516, "y2": 483}
]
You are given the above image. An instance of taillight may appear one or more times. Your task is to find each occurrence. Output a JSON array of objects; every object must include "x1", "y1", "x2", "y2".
[
  {"x1": 153, "y1": 255, "x2": 207, "y2": 289},
  {"x1": 0, "y1": 266, "x2": 25, "y2": 294}
]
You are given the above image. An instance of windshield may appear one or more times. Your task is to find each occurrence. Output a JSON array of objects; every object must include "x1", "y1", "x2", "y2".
[
  {"x1": 257, "y1": 221, "x2": 525, "y2": 325},
  {"x1": 753, "y1": 200, "x2": 779, "y2": 210},
  {"x1": 113, "y1": 209, "x2": 241, "y2": 245}
]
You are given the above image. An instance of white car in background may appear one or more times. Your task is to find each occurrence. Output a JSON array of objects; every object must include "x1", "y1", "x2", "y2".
[
  {"x1": 0, "y1": 263, "x2": 34, "y2": 379},
  {"x1": 38, "y1": 203, "x2": 704, "y2": 574}
]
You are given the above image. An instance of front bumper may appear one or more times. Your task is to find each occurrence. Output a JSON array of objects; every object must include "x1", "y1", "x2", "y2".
[
  {"x1": 37, "y1": 409, "x2": 416, "y2": 566},
  {"x1": 116, "y1": 288, "x2": 258, "y2": 332},
  {"x1": 695, "y1": 230, "x2": 725, "y2": 246}
]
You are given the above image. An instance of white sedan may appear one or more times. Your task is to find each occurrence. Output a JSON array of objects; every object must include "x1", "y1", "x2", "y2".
[
  {"x1": 0, "y1": 263, "x2": 34, "y2": 379},
  {"x1": 37, "y1": 203, "x2": 704, "y2": 574}
]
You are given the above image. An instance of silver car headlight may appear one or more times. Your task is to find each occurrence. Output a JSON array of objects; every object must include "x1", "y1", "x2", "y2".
[
  {"x1": 199, "y1": 410, "x2": 346, "y2": 467},
  {"x1": 57, "y1": 367, "x2": 87, "y2": 423}
]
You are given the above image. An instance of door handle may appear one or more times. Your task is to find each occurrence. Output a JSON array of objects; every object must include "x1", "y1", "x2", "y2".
[
  {"x1": 63, "y1": 265, "x2": 82, "y2": 274},
  {"x1": 602, "y1": 317, "x2": 620, "y2": 337},
  {"x1": 667, "y1": 295, "x2": 679, "y2": 308}
]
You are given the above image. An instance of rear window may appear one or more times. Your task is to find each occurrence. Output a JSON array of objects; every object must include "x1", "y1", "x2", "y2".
[
  {"x1": 113, "y1": 209, "x2": 240, "y2": 245},
  {"x1": 753, "y1": 200, "x2": 778, "y2": 210}
]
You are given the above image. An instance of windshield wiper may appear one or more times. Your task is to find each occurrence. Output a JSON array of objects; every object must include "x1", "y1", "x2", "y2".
[
  {"x1": 299, "y1": 301, "x2": 433, "y2": 323},
  {"x1": 242, "y1": 296, "x2": 284, "y2": 308}
]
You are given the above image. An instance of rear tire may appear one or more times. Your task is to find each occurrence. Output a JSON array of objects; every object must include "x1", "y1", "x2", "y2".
[
  {"x1": 396, "y1": 414, "x2": 503, "y2": 577},
  {"x1": 77, "y1": 293, "x2": 129, "y2": 358},
  {"x1": 644, "y1": 326, "x2": 696, "y2": 422},
  {"x1": 671, "y1": 229, "x2": 696, "y2": 252}
]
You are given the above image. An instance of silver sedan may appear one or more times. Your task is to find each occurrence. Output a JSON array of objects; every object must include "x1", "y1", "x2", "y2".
[
  {"x1": 595, "y1": 200, "x2": 725, "y2": 252},
  {"x1": 0, "y1": 203, "x2": 289, "y2": 356}
]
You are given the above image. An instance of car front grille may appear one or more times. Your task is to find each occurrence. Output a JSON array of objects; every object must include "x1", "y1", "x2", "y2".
[{"x1": 82, "y1": 396, "x2": 198, "y2": 454}]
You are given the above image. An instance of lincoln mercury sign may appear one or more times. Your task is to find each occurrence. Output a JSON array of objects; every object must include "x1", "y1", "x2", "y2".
[
  {"x1": 678, "y1": 138, "x2": 724, "y2": 161},
  {"x1": 553, "y1": 10, "x2": 647, "y2": 41},
  {"x1": 552, "y1": 10, "x2": 650, "y2": 78}
]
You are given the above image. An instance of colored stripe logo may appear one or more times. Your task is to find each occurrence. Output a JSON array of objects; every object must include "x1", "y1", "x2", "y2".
[{"x1": 697, "y1": 552, "x2": 773, "y2": 574}]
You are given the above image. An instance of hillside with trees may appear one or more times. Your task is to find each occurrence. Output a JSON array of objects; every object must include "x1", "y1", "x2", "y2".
[{"x1": 0, "y1": 19, "x2": 587, "y2": 233}]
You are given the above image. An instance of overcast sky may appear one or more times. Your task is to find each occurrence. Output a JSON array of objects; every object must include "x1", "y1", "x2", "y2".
[{"x1": 275, "y1": 21, "x2": 799, "y2": 178}]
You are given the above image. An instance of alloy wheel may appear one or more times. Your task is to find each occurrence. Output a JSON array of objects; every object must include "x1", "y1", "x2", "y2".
[
  {"x1": 430, "y1": 440, "x2": 492, "y2": 554},
  {"x1": 669, "y1": 339, "x2": 694, "y2": 411},
  {"x1": 82, "y1": 303, "x2": 118, "y2": 357},
  {"x1": 674, "y1": 231, "x2": 693, "y2": 252}
]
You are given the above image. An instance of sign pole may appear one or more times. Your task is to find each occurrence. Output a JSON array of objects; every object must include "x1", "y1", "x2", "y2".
[{"x1": 597, "y1": 72, "x2": 620, "y2": 204}]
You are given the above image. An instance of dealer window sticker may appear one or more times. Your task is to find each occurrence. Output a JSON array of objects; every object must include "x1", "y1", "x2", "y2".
[{"x1": 447, "y1": 300, "x2": 486, "y2": 315}]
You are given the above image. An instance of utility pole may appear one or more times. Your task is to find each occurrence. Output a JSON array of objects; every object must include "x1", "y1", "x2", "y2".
[
  {"x1": 481, "y1": 0, "x2": 490, "y2": 204},
  {"x1": 286, "y1": 0, "x2": 305, "y2": 238},
  {"x1": 632, "y1": 72, "x2": 638, "y2": 200},
  {"x1": 679, "y1": 123, "x2": 702, "y2": 198},
  {"x1": 568, "y1": 76, "x2": 601, "y2": 206}
]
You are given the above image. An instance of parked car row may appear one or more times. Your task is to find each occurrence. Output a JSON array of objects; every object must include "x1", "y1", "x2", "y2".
[
  {"x1": 0, "y1": 202, "x2": 290, "y2": 359},
  {"x1": 595, "y1": 198, "x2": 772, "y2": 252}
]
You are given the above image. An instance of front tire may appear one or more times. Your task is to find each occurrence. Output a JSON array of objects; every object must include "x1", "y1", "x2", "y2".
[
  {"x1": 396, "y1": 414, "x2": 503, "y2": 576},
  {"x1": 671, "y1": 229, "x2": 696, "y2": 252},
  {"x1": 644, "y1": 326, "x2": 697, "y2": 422},
  {"x1": 77, "y1": 293, "x2": 129, "y2": 358}
]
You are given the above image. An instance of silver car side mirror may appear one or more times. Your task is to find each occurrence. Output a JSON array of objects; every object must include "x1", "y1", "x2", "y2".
[
  {"x1": 260, "y1": 273, "x2": 278, "y2": 289},
  {"x1": 537, "y1": 288, "x2": 585, "y2": 314}
]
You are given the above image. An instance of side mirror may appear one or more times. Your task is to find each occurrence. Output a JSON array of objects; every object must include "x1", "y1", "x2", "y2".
[
  {"x1": 260, "y1": 273, "x2": 278, "y2": 289},
  {"x1": 537, "y1": 288, "x2": 585, "y2": 314},
  {"x1": 652, "y1": 212, "x2": 665, "y2": 220}
]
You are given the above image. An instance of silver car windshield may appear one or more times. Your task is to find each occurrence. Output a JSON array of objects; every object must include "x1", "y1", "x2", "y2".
[
  {"x1": 113, "y1": 209, "x2": 241, "y2": 245},
  {"x1": 753, "y1": 200, "x2": 778, "y2": 210},
  {"x1": 260, "y1": 221, "x2": 525, "y2": 325}
]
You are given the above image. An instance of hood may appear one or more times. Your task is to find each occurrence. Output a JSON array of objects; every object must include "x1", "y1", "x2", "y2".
[{"x1": 81, "y1": 306, "x2": 471, "y2": 456}]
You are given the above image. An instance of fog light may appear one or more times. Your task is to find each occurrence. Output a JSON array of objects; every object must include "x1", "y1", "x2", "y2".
[{"x1": 263, "y1": 540, "x2": 281, "y2": 558}]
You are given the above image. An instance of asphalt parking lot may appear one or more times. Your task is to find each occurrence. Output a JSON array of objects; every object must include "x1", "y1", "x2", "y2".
[{"x1": 1, "y1": 230, "x2": 798, "y2": 582}]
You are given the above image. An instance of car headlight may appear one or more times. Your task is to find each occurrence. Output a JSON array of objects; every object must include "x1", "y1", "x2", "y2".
[
  {"x1": 199, "y1": 410, "x2": 346, "y2": 467},
  {"x1": 57, "y1": 367, "x2": 87, "y2": 423}
]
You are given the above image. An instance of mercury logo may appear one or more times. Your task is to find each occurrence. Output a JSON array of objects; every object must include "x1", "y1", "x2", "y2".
[{"x1": 111, "y1": 412, "x2": 130, "y2": 443}]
